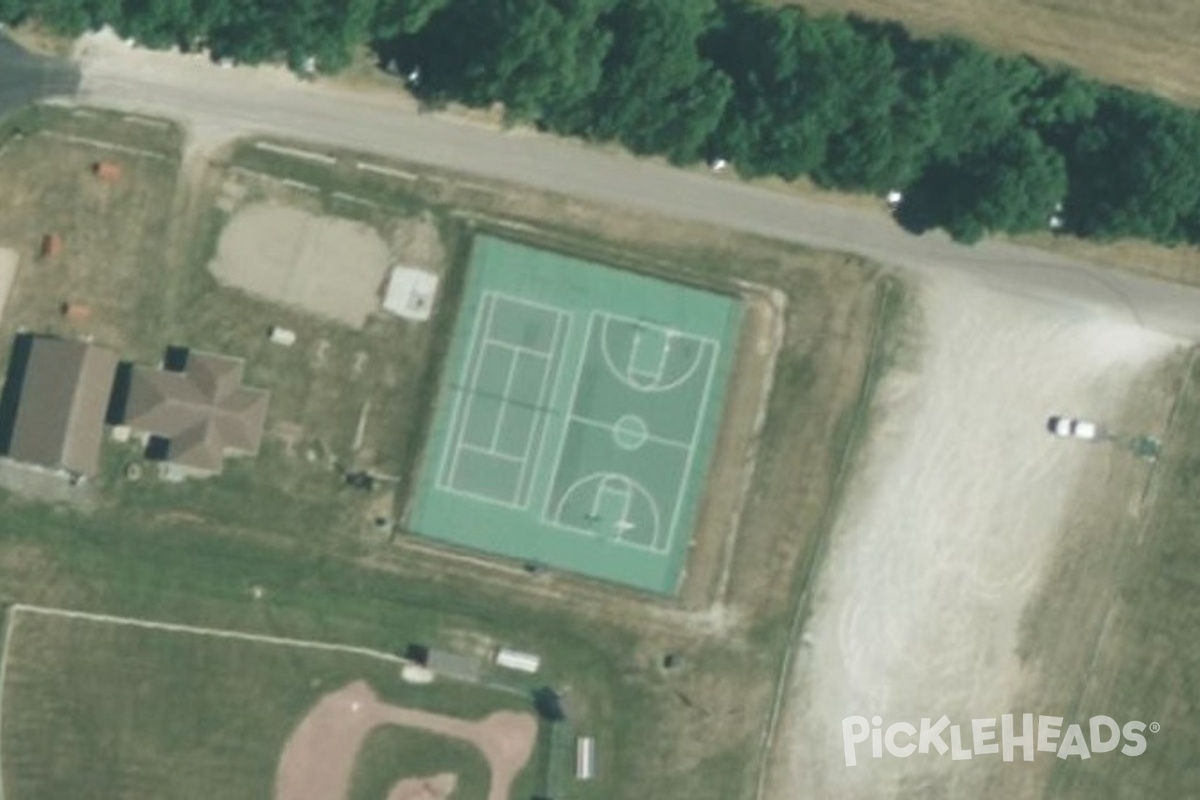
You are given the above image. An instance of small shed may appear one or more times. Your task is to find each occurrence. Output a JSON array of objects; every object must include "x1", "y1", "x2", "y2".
[
  {"x1": 429, "y1": 649, "x2": 483, "y2": 680},
  {"x1": 406, "y1": 644, "x2": 483, "y2": 682},
  {"x1": 40, "y1": 233, "x2": 63, "y2": 259},
  {"x1": 495, "y1": 647, "x2": 541, "y2": 674},
  {"x1": 404, "y1": 643, "x2": 431, "y2": 665},
  {"x1": 575, "y1": 736, "x2": 595, "y2": 781},
  {"x1": 92, "y1": 161, "x2": 122, "y2": 182},
  {"x1": 382, "y1": 266, "x2": 439, "y2": 321},
  {"x1": 267, "y1": 325, "x2": 296, "y2": 346},
  {"x1": 61, "y1": 302, "x2": 91, "y2": 323}
]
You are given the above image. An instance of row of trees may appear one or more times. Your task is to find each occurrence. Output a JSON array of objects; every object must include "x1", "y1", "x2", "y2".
[{"x1": 6, "y1": 0, "x2": 1200, "y2": 245}]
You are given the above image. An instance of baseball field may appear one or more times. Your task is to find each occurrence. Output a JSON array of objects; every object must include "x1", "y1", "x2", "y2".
[
  {"x1": 0, "y1": 606, "x2": 540, "y2": 800},
  {"x1": 407, "y1": 235, "x2": 743, "y2": 594}
]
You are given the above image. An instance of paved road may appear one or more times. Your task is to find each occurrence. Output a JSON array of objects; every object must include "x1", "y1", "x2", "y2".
[
  {"x1": 71, "y1": 31, "x2": 1200, "y2": 340},
  {"x1": 0, "y1": 32, "x2": 78, "y2": 118}
]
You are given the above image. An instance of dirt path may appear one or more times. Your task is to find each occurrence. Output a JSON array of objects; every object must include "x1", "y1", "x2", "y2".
[
  {"x1": 768, "y1": 276, "x2": 1181, "y2": 798},
  {"x1": 274, "y1": 681, "x2": 537, "y2": 800}
]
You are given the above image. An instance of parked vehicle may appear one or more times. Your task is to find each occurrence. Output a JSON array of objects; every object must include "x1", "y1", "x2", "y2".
[{"x1": 1047, "y1": 415, "x2": 1099, "y2": 440}]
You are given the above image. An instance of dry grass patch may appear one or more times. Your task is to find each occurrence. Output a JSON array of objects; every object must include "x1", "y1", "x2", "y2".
[
  {"x1": 786, "y1": 0, "x2": 1200, "y2": 106},
  {"x1": 0, "y1": 125, "x2": 180, "y2": 363}
]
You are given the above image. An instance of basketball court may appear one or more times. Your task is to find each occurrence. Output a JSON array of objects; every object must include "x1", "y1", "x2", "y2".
[{"x1": 409, "y1": 236, "x2": 742, "y2": 593}]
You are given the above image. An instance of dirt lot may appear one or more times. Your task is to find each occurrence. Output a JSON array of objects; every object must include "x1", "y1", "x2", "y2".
[
  {"x1": 789, "y1": 0, "x2": 1200, "y2": 107},
  {"x1": 768, "y1": 275, "x2": 1183, "y2": 798},
  {"x1": 208, "y1": 202, "x2": 390, "y2": 328},
  {"x1": 276, "y1": 680, "x2": 536, "y2": 800}
]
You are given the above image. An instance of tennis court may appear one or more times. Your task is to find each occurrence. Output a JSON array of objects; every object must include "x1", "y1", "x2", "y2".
[{"x1": 409, "y1": 236, "x2": 742, "y2": 593}]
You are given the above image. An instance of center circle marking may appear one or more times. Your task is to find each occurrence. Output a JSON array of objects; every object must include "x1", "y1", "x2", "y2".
[{"x1": 613, "y1": 414, "x2": 650, "y2": 451}]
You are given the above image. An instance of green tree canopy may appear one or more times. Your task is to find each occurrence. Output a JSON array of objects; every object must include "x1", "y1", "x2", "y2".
[
  {"x1": 547, "y1": 0, "x2": 731, "y2": 165},
  {"x1": 704, "y1": 5, "x2": 854, "y2": 179},
  {"x1": 1065, "y1": 90, "x2": 1200, "y2": 242},
  {"x1": 900, "y1": 131, "x2": 1067, "y2": 243},
  {"x1": 394, "y1": 0, "x2": 615, "y2": 123}
]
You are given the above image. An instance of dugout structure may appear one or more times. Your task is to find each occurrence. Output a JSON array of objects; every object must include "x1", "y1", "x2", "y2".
[{"x1": 408, "y1": 236, "x2": 742, "y2": 594}]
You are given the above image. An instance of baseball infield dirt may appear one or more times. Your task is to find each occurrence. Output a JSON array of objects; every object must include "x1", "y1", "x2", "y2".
[
  {"x1": 274, "y1": 681, "x2": 536, "y2": 800},
  {"x1": 387, "y1": 772, "x2": 457, "y2": 800}
]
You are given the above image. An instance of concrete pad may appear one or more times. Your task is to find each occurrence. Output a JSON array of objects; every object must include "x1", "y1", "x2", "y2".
[{"x1": 0, "y1": 246, "x2": 18, "y2": 319}]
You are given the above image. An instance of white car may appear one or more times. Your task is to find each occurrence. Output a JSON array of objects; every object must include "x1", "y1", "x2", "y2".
[{"x1": 1047, "y1": 415, "x2": 1099, "y2": 440}]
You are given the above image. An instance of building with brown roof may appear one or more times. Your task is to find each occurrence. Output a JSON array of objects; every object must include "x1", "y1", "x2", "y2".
[
  {"x1": 0, "y1": 335, "x2": 118, "y2": 478},
  {"x1": 117, "y1": 347, "x2": 270, "y2": 477}
]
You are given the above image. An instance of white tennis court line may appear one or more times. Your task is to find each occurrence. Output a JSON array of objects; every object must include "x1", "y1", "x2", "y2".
[
  {"x1": 436, "y1": 292, "x2": 498, "y2": 491},
  {"x1": 464, "y1": 304, "x2": 565, "y2": 501},
  {"x1": 539, "y1": 311, "x2": 680, "y2": 554},
  {"x1": 459, "y1": 443, "x2": 525, "y2": 464},
  {"x1": 454, "y1": 340, "x2": 515, "y2": 454},
  {"x1": 480, "y1": 340, "x2": 555, "y2": 360},
  {"x1": 511, "y1": 311, "x2": 570, "y2": 507},
  {"x1": 547, "y1": 470, "x2": 667, "y2": 553},
  {"x1": 594, "y1": 478, "x2": 635, "y2": 540},
  {"x1": 487, "y1": 346, "x2": 525, "y2": 453},
  {"x1": 435, "y1": 479, "x2": 529, "y2": 511},
  {"x1": 627, "y1": 326, "x2": 674, "y2": 387},
  {"x1": 600, "y1": 311, "x2": 716, "y2": 393},
  {"x1": 661, "y1": 338, "x2": 722, "y2": 553},
  {"x1": 567, "y1": 416, "x2": 691, "y2": 451},
  {"x1": 489, "y1": 291, "x2": 572, "y2": 330},
  {"x1": 439, "y1": 292, "x2": 570, "y2": 508},
  {"x1": 540, "y1": 310, "x2": 722, "y2": 555},
  {"x1": 486, "y1": 293, "x2": 565, "y2": 352},
  {"x1": 0, "y1": 605, "x2": 19, "y2": 800},
  {"x1": 598, "y1": 475, "x2": 660, "y2": 548},
  {"x1": 540, "y1": 312, "x2": 597, "y2": 527}
]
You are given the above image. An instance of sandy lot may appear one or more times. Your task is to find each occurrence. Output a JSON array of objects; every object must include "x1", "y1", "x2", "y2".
[
  {"x1": 769, "y1": 276, "x2": 1181, "y2": 798},
  {"x1": 208, "y1": 202, "x2": 389, "y2": 328},
  {"x1": 274, "y1": 681, "x2": 536, "y2": 800}
]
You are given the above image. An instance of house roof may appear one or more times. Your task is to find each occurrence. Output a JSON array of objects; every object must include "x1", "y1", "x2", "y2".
[
  {"x1": 122, "y1": 350, "x2": 269, "y2": 474},
  {"x1": 5, "y1": 337, "x2": 118, "y2": 477}
]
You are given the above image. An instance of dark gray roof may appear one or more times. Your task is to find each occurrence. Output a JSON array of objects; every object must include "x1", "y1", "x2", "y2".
[
  {"x1": 122, "y1": 350, "x2": 269, "y2": 474},
  {"x1": 427, "y1": 649, "x2": 483, "y2": 681},
  {"x1": 6, "y1": 337, "x2": 117, "y2": 477}
]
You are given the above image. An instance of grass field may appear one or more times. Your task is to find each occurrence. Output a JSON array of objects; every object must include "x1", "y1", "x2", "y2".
[
  {"x1": 1026, "y1": 352, "x2": 1200, "y2": 798},
  {"x1": 0, "y1": 105, "x2": 890, "y2": 800},
  {"x1": 0, "y1": 608, "x2": 535, "y2": 800},
  {"x1": 787, "y1": 0, "x2": 1200, "y2": 107},
  {"x1": 408, "y1": 235, "x2": 742, "y2": 593}
]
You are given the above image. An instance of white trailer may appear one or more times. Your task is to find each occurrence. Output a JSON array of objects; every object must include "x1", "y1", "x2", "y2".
[
  {"x1": 268, "y1": 326, "x2": 297, "y2": 346},
  {"x1": 576, "y1": 736, "x2": 596, "y2": 781},
  {"x1": 494, "y1": 647, "x2": 541, "y2": 674}
]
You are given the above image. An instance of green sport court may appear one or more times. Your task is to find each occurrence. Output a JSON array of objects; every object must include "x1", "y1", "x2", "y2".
[{"x1": 408, "y1": 235, "x2": 742, "y2": 594}]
